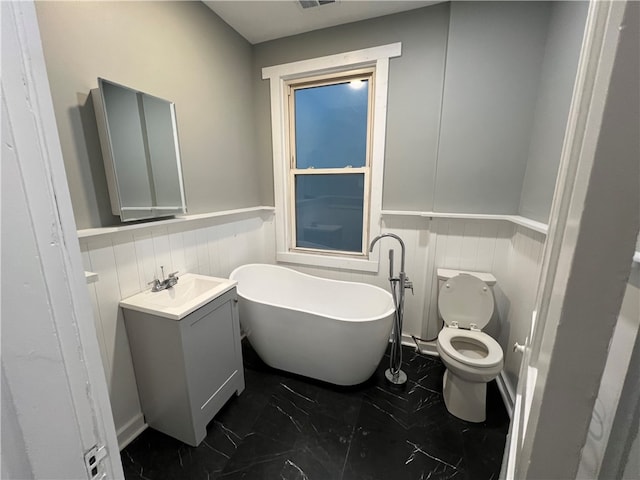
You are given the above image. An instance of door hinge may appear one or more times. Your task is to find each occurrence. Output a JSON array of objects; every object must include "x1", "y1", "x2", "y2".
[{"x1": 84, "y1": 444, "x2": 108, "y2": 480}]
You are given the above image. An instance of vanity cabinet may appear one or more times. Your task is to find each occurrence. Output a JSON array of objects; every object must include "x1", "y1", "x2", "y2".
[{"x1": 123, "y1": 287, "x2": 244, "y2": 446}]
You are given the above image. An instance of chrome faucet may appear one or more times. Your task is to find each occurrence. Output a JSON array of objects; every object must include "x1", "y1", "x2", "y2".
[
  {"x1": 369, "y1": 233, "x2": 413, "y2": 293},
  {"x1": 148, "y1": 266, "x2": 179, "y2": 292},
  {"x1": 369, "y1": 233, "x2": 412, "y2": 385}
]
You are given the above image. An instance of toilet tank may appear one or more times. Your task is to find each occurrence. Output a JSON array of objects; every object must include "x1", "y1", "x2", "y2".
[{"x1": 436, "y1": 268, "x2": 497, "y2": 287}]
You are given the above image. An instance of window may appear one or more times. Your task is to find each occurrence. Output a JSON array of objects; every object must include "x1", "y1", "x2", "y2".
[
  {"x1": 263, "y1": 43, "x2": 401, "y2": 271},
  {"x1": 289, "y1": 71, "x2": 372, "y2": 255}
]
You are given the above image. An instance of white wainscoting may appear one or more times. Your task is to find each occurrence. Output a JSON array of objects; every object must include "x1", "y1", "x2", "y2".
[
  {"x1": 496, "y1": 225, "x2": 546, "y2": 409},
  {"x1": 78, "y1": 211, "x2": 275, "y2": 448},
  {"x1": 424, "y1": 217, "x2": 514, "y2": 340},
  {"x1": 281, "y1": 216, "x2": 546, "y2": 414},
  {"x1": 80, "y1": 207, "x2": 546, "y2": 447}
]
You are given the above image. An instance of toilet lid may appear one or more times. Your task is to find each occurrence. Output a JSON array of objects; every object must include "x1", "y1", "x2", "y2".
[{"x1": 439, "y1": 274, "x2": 494, "y2": 329}]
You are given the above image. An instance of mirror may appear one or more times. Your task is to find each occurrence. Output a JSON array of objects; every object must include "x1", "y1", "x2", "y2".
[{"x1": 92, "y1": 78, "x2": 187, "y2": 222}]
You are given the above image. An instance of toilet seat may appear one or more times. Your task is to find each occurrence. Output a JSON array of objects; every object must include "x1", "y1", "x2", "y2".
[
  {"x1": 439, "y1": 274, "x2": 494, "y2": 330},
  {"x1": 438, "y1": 328, "x2": 503, "y2": 368}
]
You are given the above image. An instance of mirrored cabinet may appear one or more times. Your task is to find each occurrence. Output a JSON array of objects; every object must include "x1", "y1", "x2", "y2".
[{"x1": 92, "y1": 78, "x2": 187, "y2": 222}]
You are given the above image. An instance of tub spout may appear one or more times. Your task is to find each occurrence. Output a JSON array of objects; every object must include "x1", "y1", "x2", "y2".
[{"x1": 369, "y1": 233, "x2": 406, "y2": 273}]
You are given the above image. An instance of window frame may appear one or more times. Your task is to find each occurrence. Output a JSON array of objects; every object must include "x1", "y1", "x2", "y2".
[
  {"x1": 262, "y1": 43, "x2": 401, "y2": 272},
  {"x1": 287, "y1": 69, "x2": 374, "y2": 257}
]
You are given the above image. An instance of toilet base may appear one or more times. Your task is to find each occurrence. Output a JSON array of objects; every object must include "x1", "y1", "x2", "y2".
[{"x1": 442, "y1": 369, "x2": 487, "y2": 422}]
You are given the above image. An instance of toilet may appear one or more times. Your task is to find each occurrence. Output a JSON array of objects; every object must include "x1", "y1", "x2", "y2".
[{"x1": 436, "y1": 268, "x2": 504, "y2": 422}]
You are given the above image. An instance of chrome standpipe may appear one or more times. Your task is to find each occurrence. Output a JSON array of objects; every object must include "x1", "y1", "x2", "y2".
[{"x1": 369, "y1": 233, "x2": 412, "y2": 386}]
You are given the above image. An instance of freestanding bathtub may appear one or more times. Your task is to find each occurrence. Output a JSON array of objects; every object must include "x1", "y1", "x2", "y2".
[{"x1": 229, "y1": 264, "x2": 396, "y2": 386}]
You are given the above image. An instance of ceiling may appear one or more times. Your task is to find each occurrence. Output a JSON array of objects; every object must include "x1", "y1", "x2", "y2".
[{"x1": 203, "y1": 0, "x2": 438, "y2": 44}]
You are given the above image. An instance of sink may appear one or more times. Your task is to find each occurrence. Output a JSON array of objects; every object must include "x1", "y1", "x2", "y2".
[{"x1": 120, "y1": 273, "x2": 237, "y2": 320}]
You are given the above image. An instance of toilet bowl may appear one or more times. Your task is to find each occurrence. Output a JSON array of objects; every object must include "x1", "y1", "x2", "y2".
[{"x1": 436, "y1": 269, "x2": 504, "y2": 422}]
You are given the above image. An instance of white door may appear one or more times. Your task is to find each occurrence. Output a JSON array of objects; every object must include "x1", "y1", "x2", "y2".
[
  {"x1": 1, "y1": 1, "x2": 124, "y2": 478},
  {"x1": 502, "y1": 0, "x2": 639, "y2": 478}
]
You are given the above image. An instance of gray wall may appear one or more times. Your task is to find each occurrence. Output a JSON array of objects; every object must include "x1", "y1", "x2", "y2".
[
  {"x1": 254, "y1": 2, "x2": 563, "y2": 216},
  {"x1": 36, "y1": 1, "x2": 260, "y2": 229},
  {"x1": 435, "y1": 1, "x2": 550, "y2": 214},
  {"x1": 38, "y1": 1, "x2": 584, "y2": 228},
  {"x1": 252, "y1": 4, "x2": 451, "y2": 210},
  {"x1": 519, "y1": 1, "x2": 589, "y2": 223}
]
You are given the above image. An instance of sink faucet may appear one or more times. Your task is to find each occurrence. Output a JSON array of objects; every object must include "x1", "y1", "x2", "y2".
[{"x1": 148, "y1": 266, "x2": 179, "y2": 292}]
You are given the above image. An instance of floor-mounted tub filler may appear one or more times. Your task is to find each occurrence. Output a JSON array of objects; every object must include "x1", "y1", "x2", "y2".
[
  {"x1": 369, "y1": 233, "x2": 413, "y2": 385},
  {"x1": 229, "y1": 264, "x2": 395, "y2": 386}
]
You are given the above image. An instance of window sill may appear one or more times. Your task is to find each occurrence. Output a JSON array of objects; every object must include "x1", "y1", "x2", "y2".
[{"x1": 276, "y1": 251, "x2": 379, "y2": 273}]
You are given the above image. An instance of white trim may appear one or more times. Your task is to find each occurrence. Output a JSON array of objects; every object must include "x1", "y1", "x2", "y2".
[
  {"x1": 633, "y1": 251, "x2": 640, "y2": 264},
  {"x1": 368, "y1": 54, "x2": 392, "y2": 257},
  {"x1": 381, "y1": 209, "x2": 426, "y2": 217},
  {"x1": 176, "y1": 206, "x2": 274, "y2": 221},
  {"x1": 76, "y1": 206, "x2": 275, "y2": 240},
  {"x1": 263, "y1": 44, "x2": 401, "y2": 272},
  {"x1": 403, "y1": 334, "x2": 439, "y2": 357},
  {"x1": 116, "y1": 414, "x2": 147, "y2": 451},
  {"x1": 262, "y1": 43, "x2": 401, "y2": 80},
  {"x1": 421, "y1": 211, "x2": 515, "y2": 221},
  {"x1": 496, "y1": 371, "x2": 516, "y2": 419},
  {"x1": 381, "y1": 210, "x2": 549, "y2": 235},
  {"x1": 507, "y1": 216, "x2": 548, "y2": 234},
  {"x1": 3, "y1": 2, "x2": 123, "y2": 477},
  {"x1": 400, "y1": 334, "x2": 419, "y2": 348},
  {"x1": 276, "y1": 251, "x2": 378, "y2": 272}
]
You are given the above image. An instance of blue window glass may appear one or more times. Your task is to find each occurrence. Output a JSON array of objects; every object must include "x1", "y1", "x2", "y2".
[
  {"x1": 295, "y1": 174, "x2": 364, "y2": 252},
  {"x1": 294, "y1": 80, "x2": 369, "y2": 169}
]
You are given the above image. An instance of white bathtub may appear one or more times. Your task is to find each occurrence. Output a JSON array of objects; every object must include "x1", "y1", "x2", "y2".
[{"x1": 229, "y1": 264, "x2": 395, "y2": 386}]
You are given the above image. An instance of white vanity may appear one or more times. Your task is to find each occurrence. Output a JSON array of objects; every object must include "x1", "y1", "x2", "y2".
[{"x1": 120, "y1": 274, "x2": 244, "y2": 447}]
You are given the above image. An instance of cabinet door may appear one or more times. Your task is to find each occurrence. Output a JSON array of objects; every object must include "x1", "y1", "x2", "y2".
[{"x1": 183, "y1": 299, "x2": 238, "y2": 413}]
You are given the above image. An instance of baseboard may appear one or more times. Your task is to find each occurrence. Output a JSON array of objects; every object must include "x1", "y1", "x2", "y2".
[
  {"x1": 401, "y1": 334, "x2": 439, "y2": 357},
  {"x1": 117, "y1": 413, "x2": 147, "y2": 451},
  {"x1": 400, "y1": 333, "x2": 415, "y2": 347},
  {"x1": 496, "y1": 371, "x2": 515, "y2": 419}
]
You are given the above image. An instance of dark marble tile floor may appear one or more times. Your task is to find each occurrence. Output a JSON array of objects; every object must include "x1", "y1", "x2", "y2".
[{"x1": 122, "y1": 339, "x2": 509, "y2": 480}]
